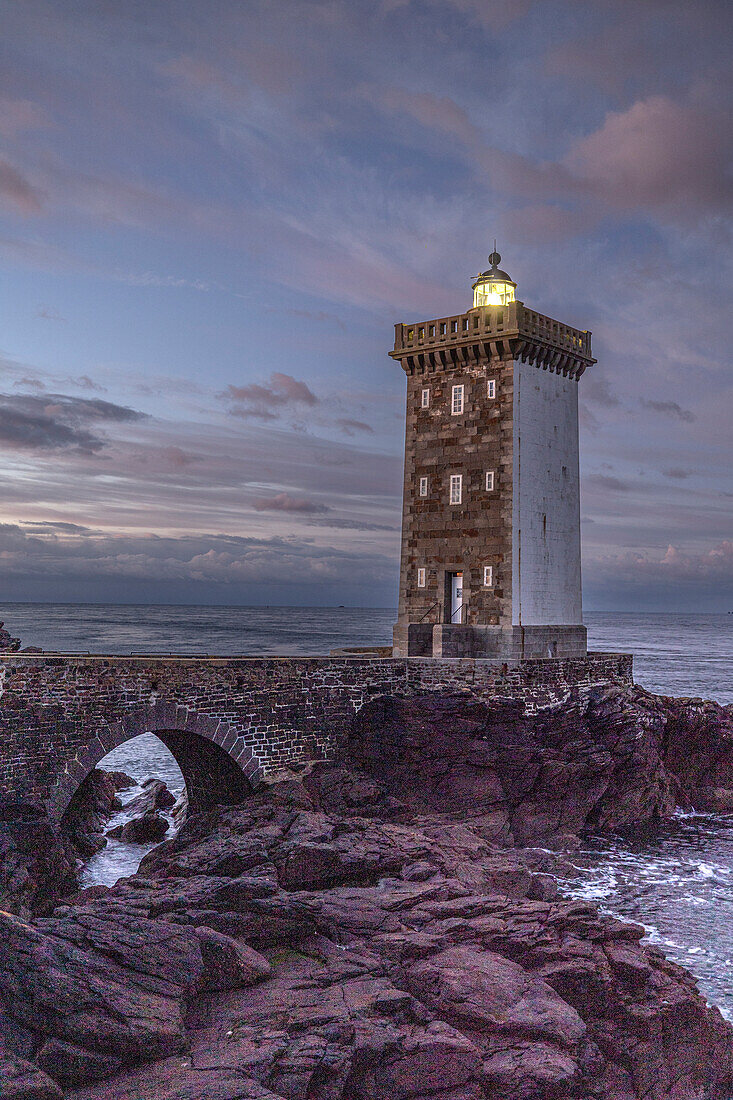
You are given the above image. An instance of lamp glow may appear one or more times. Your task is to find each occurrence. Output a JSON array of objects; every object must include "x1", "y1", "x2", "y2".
[{"x1": 471, "y1": 250, "x2": 516, "y2": 308}]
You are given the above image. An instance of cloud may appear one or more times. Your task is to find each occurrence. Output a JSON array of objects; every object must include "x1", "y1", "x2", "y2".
[
  {"x1": 36, "y1": 394, "x2": 145, "y2": 424},
  {"x1": 336, "y1": 418, "x2": 375, "y2": 435},
  {"x1": 0, "y1": 524, "x2": 392, "y2": 597},
  {"x1": 0, "y1": 97, "x2": 49, "y2": 138},
  {"x1": 223, "y1": 372, "x2": 319, "y2": 420},
  {"x1": 585, "y1": 474, "x2": 631, "y2": 492},
  {"x1": 642, "y1": 399, "x2": 695, "y2": 423},
  {"x1": 658, "y1": 540, "x2": 733, "y2": 579},
  {"x1": 13, "y1": 377, "x2": 46, "y2": 391},
  {"x1": 663, "y1": 468, "x2": 692, "y2": 480},
  {"x1": 0, "y1": 393, "x2": 146, "y2": 453},
  {"x1": 0, "y1": 405, "x2": 102, "y2": 453},
  {"x1": 36, "y1": 306, "x2": 66, "y2": 322},
  {"x1": 23, "y1": 520, "x2": 93, "y2": 534},
  {"x1": 66, "y1": 375, "x2": 106, "y2": 392},
  {"x1": 590, "y1": 539, "x2": 733, "y2": 584},
  {"x1": 116, "y1": 271, "x2": 210, "y2": 290},
  {"x1": 381, "y1": 0, "x2": 532, "y2": 30},
  {"x1": 584, "y1": 538, "x2": 733, "y2": 610},
  {"x1": 565, "y1": 95, "x2": 733, "y2": 221},
  {"x1": 251, "y1": 493, "x2": 329, "y2": 514},
  {"x1": 0, "y1": 158, "x2": 42, "y2": 214},
  {"x1": 582, "y1": 371, "x2": 620, "y2": 409}
]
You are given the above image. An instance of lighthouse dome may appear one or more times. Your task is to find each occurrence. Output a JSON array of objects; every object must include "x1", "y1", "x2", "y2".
[{"x1": 472, "y1": 250, "x2": 516, "y2": 307}]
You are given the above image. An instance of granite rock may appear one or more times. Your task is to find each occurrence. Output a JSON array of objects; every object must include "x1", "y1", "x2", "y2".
[{"x1": 2, "y1": 686, "x2": 732, "y2": 1098}]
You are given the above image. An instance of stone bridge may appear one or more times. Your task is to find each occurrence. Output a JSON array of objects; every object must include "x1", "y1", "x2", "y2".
[{"x1": 0, "y1": 652, "x2": 632, "y2": 822}]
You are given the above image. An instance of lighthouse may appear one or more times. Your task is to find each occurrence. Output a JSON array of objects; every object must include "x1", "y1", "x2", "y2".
[{"x1": 391, "y1": 251, "x2": 593, "y2": 659}]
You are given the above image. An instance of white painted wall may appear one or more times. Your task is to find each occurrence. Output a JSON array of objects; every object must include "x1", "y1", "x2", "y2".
[{"x1": 511, "y1": 360, "x2": 582, "y2": 625}]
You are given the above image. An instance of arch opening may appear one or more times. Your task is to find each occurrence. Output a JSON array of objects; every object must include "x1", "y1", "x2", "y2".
[
  {"x1": 63, "y1": 733, "x2": 185, "y2": 888},
  {"x1": 59, "y1": 722, "x2": 256, "y2": 888}
]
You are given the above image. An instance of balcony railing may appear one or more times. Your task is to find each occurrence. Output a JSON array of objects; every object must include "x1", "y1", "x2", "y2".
[{"x1": 393, "y1": 301, "x2": 591, "y2": 358}]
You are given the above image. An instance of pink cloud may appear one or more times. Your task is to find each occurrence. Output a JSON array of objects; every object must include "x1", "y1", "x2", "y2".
[
  {"x1": 0, "y1": 159, "x2": 42, "y2": 214},
  {"x1": 251, "y1": 493, "x2": 329, "y2": 514},
  {"x1": 224, "y1": 372, "x2": 319, "y2": 421},
  {"x1": 0, "y1": 97, "x2": 49, "y2": 138},
  {"x1": 565, "y1": 95, "x2": 732, "y2": 219},
  {"x1": 336, "y1": 418, "x2": 374, "y2": 436}
]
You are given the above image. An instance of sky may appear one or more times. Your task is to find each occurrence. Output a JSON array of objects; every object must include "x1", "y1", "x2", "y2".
[{"x1": 0, "y1": 0, "x2": 731, "y2": 611}]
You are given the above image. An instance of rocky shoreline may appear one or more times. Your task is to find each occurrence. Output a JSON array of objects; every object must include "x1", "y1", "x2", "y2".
[{"x1": 1, "y1": 684, "x2": 733, "y2": 1098}]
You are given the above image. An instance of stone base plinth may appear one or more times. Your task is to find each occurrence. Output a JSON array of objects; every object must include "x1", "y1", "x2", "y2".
[{"x1": 393, "y1": 622, "x2": 587, "y2": 659}]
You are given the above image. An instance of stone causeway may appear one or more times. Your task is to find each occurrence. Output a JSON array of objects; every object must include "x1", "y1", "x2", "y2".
[{"x1": 0, "y1": 651, "x2": 632, "y2": 820}]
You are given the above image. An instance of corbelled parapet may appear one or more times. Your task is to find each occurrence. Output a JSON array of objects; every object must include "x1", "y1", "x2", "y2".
[{"x1": 390, "y1": 299, "x2": 594, "y2": 379}]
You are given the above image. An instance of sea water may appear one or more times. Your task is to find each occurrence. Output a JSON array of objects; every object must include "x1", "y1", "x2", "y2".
[{"x1": 3, "y1": 604, "x2": 732, "y2": 1015}]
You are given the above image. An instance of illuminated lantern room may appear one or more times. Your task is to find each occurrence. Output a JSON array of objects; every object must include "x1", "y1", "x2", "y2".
[{"x1": 472, "y1": 250, "x2": 516, "y2": 307}]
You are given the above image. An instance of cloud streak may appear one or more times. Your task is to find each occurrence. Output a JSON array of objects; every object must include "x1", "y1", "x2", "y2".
[{"x1": 0, "y1": 393, "x2": 146, "y2": 453}]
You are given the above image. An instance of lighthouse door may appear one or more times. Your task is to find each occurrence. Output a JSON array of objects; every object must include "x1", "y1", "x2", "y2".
[{"x1": 450, "y1": 572, "x2": 463, "y2": 623}]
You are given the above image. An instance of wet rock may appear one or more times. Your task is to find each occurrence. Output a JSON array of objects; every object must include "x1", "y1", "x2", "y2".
[
  {"x1": 53, "y1": 760, "x2": 733, "y2": 1098},
  {"x1": 0, "y1": 906, "x2": 205, "y2": 1086},
  {"x1": 169, "y1": 789, "x2": 188, "y2": 829},
  {"x1": 62, "y1": 769, "x2": 136, "y2": 860},
  {"x1": 107, "y1": 811, "x2": 169, "y2": 844},
  {"x1": 0, "y1": 621, "x2": 21, "y2": 652},
  {"x1": 407, "y1": 945, "x2": 586, "y2": 1045},
  {"x1": 661, "y1": 694, "x2": 733, "y2": 811},
  {"x1": 194, "y1": 927, "x2": 271, "y2": 991},
  {"x1": 0, "y1": 1058, "x2": 64, "y2": 1099},
  {"x1": 0, "y1": 805, "x2": 77, "y2": 917},
  {"x1": 122, "y1": 777, "x2": 176, "y2": 816},
  {"x1": 3, "y1": 688, "x2": 733, "y2": 1099},
  {"x1": 69, "y1": 1059, "x2": 279, "y2": 1099},
  {"x1": 347, "y1": 688, "x2": 682, "y2": 844}
]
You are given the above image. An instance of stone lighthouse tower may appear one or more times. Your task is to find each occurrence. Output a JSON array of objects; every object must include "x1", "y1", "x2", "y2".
[{"x1": 391, "y1": 251, "x2": 593, "y2": 659}]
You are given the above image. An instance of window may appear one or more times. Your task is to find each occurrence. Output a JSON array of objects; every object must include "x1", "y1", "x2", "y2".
[
  {"x1": 449, "y1": 474, "x2": 462, "y2": 505},
  {"x1": 417, "y1": 567, "x2": 426, "y2": 588},
  {"x1": 418, "y1": 327, "x2": 425, "y2": 338},
  {"x1": 407, "y1": 328, "x2": 414, "y2": 340},
  {"x1": 487, "y1": 379, "x2": 496, "y2": 399},
  {"x1": 421, "y1": 387, "x2": 430, "y2": 408},
  {"x1": 462, "y1": 318, "x2": 468, "y2": 331},
  {"x1": 440, "y1": 322, "x2": 446, "y2": 335},
  {"x1": 419, "y1": 476, "x2": 428, "y2": 497},
  {"x1": 483, "y1": 565, "x2": 494, "y2": 587},
  {"x1": 485, "y1": 470, "x2": 495, "y2": 491},
  {"x1": 451, "y1": 384, "x2": 464, "y2": 415},
  {"x1": 451, "y1": 320, "x2": 458, "y2": 333},
  {"x1": 429, "y1": 325, "x2": 435, "y2": 337}
]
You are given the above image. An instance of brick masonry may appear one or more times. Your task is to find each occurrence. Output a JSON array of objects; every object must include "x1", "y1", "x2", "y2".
[{"x1": 0, "y1": 651, "x2": 632, "y2": 820}]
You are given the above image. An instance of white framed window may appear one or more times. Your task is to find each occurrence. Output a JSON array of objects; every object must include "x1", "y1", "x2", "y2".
[
  {"x1": 421, "y1": 387, "x2": 430, "y2": 408},
  {"x1": 485, "y1": 470, "x2": 495, "y2": 491},
  {"x1": 419, "y1": 475, "x2": 428, "y2": 497},
  {"x1": 449, "y1": 473, "x2": 462, "y2": 505},
  {"x1": 483, "y1": 565, "x2": 494, "y2": 587},
  {"x1": 487, "y1": 379, "x2": 496, "y2": 399},
  {"x1": 451, "y1": 384, "x2": 464, "y2": 415},
  {"x1": 417, "y1": 567, "x2": 426, "y2": 588}
]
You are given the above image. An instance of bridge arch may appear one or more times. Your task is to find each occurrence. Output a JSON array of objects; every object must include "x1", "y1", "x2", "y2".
[{"x1": 48, "y1": 701, "x2": 262, "y2": 823}]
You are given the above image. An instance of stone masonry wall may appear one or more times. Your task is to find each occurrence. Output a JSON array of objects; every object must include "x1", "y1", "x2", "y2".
[
  {"x1": 0, "y1": 652, "x2": 632, "y2": 820},
  {"x1": 396, "y1": 352, "x2": 514, "y2": 630}
]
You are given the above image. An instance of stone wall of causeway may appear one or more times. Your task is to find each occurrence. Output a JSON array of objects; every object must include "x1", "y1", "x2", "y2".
[{"x1": 0, "y1": 651, "x2": 632, "y2": 819}]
